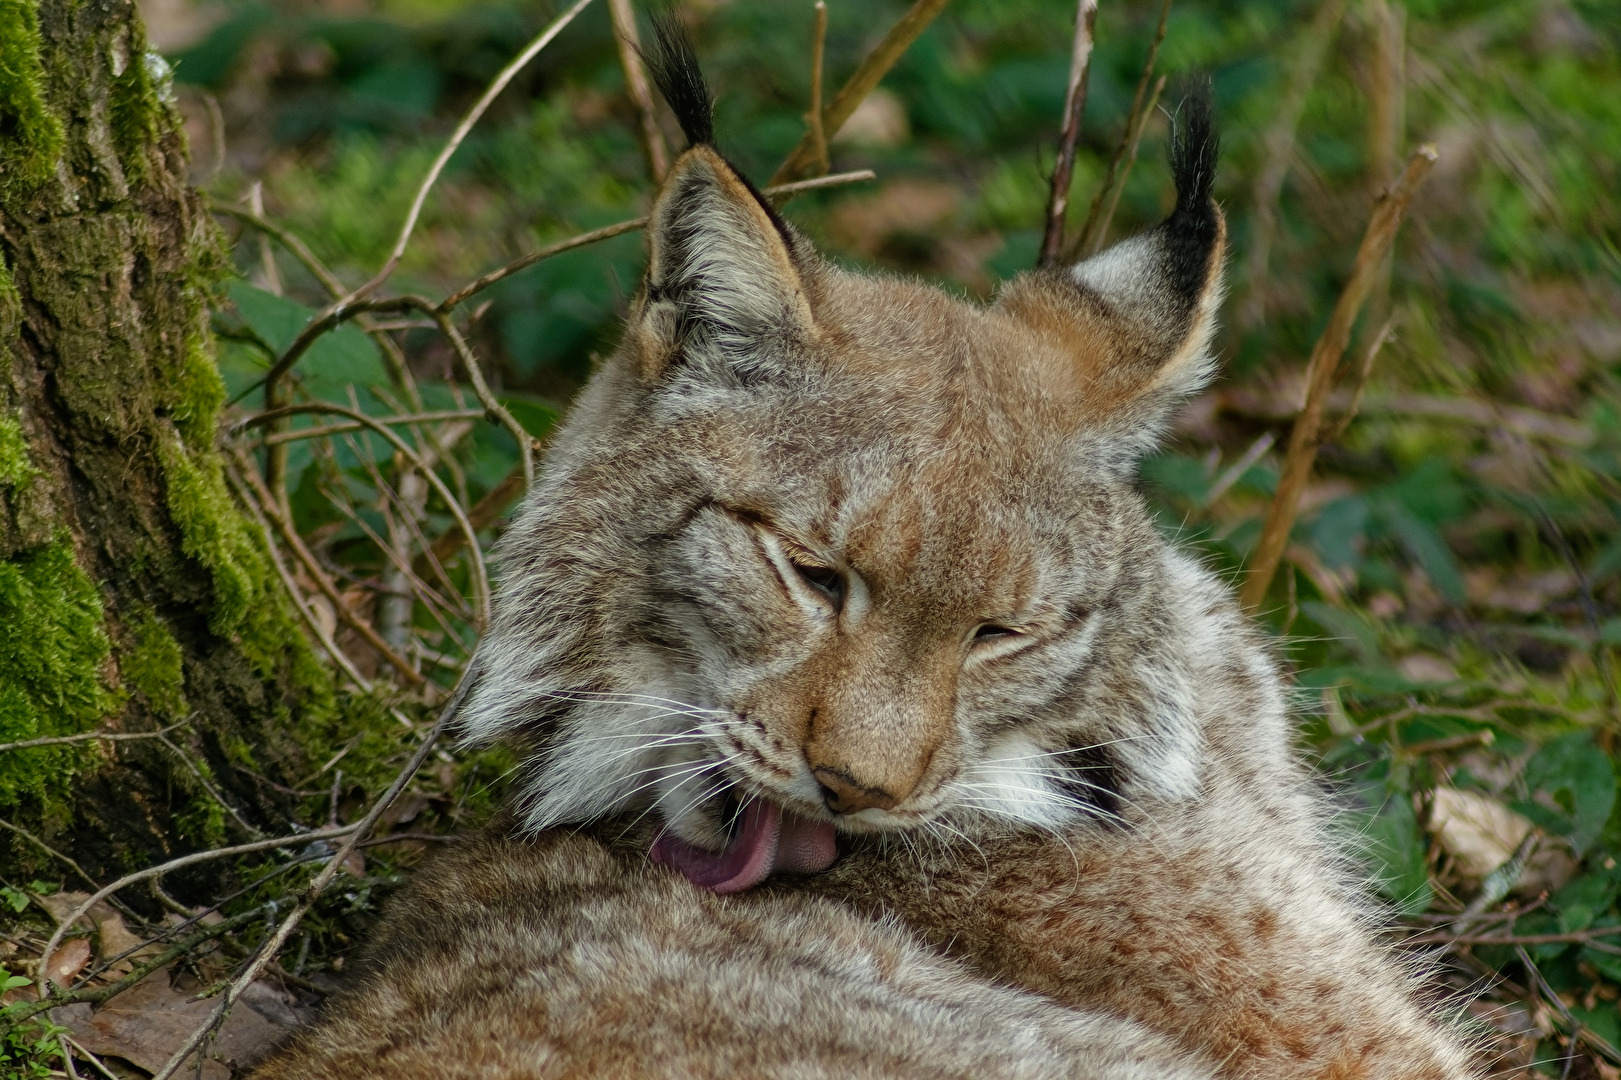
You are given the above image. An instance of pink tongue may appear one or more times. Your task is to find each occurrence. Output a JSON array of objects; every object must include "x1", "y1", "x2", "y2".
[{"x1": 650, "y1": 798, "x2": 837, "y2": 894}]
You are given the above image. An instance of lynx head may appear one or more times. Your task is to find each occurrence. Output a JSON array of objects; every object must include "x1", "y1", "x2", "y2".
[{"x1": 458, "y1": 25, "x2": 1226, "y2": 893}]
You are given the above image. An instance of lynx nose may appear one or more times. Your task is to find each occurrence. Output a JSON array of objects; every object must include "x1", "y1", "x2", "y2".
[{"x1": 812, "y1": 767, "x2": 903, "y2": 814}]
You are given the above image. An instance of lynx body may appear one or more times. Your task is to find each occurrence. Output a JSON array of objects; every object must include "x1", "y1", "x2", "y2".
[{"x1": 260, "y1": 26, "x2": 1480, "y2": 1080}]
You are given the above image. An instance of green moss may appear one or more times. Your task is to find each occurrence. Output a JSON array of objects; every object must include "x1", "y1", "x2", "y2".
[
  {"x1": 169, "y1": 330, "x2": 226, "y2": 450},
  {"x1": 0, "y1": 414, "x2": 37, "y2": 490},
  {"x1": 156, "y1": 432, "x2": 258, "y2": 637},
  {"x1": 107, "y1": 36, "x2": 164, "y2": 187},
  {"x1": 0, "y1": 535, "x2": 122, "y2": 811},
  {"x1": 0, "y1": 0, "x2": 64, "y2": 204},
  {"x1": 122, "y1": 609, "x2": 186, "y2": 717}
]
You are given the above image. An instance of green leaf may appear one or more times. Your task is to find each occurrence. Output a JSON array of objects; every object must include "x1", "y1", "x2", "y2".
[
  {"x1": 1523, "y1": 734, "x2": 1616, "y2": 855},
  {"x1": 1360, "y1": 793, "x2": 1433, "y2": 915},
  {"x1": 1299, "y1": 601, "x2": 1384, "y2": 665},
  {"x1": 0, "y1": 885, "x2": 25, "y2": 913},
  {"x1": 227, "y1": 282, "x2": 387, "y2": 395},
  {"x1": 1374, "y1": 499, "x2": 1467, "y2": 604},
  {"x1": 1554, "y1": 872, "x2": 1616, "y2": 933}
]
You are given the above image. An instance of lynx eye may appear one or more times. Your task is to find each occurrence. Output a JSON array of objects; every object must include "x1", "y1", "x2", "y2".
[
  {"x1": 973, "y1": 624, "x2": 1021, "y2": 642},
  {"x1": 792, "y1": 561, "x2": 846, "y2": 609}
]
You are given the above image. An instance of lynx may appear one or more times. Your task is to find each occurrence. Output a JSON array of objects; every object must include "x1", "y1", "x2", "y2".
[{"x1": 258, "y1": 21, "x2": 1480, "y2": 1080}]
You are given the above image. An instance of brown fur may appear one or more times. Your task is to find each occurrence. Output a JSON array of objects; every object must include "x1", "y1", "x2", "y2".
[{"x1": 254, "y1": 825, "x2": 1211, "y2": 1079}]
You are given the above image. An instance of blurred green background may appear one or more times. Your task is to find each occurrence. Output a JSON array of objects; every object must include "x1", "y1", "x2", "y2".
[{"x1": 147, "y1": 0, "x2": 1621, "y2": 1068}]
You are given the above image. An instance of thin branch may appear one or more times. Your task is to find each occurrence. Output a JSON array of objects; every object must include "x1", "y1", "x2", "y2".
[
  {"x1": 157, "y1": 734, "x2": 262, "y2": 840},
  {"x1": 608, "y1": 0, "x2": 669, "y2": 182},
  {"x1": 147, "y1": 674, "x2": 476, "y2": 1080},
  {"x1": 1070, "y1": 0, "x2": 1170, "y2": 259},
  {"x1": 262, "y1": 410, "x2": 488, "y2": 446},
  {"x1": 238, "y1": 404, "x2": 491, "y2": 630},
  {"x1": 13, "y1": 909, "x2": 263, "y2": 1027},
  {"x1": 1238, "y1": 144, "x2": 1436, "y2": 615},
  {"x1": 1236, "y1": 0, "x2": 1351, "y2": 331},
  {"x1": 1038, "y1": 0, "x2": 1099, "y2": 268},
  {"x1": 771, "y1": 0, "x2": 953, "y2": 184},
  {"x1": 437, "y1": 171, "x2": 874, "y2": 312},
  {"x1": 0, "y1": 818, "x2": 101, "y2": 892},
  {"x1": 430, "y1": 308, "x2": 535, "y2": 493},
  {"x1": 1072, "y1": 75, "x2": 1165, "y2": 260},
  {"x1": 808, "y1": 2, "x2": 831, "y2": 176},
  {"x1": 224, "y1": 460, "x2": 374, "y2": 692},
  {"x1": 0, "y1": 723, "x2": 186, "y2": 755},
  {"x1": 229, "y1": 446, "x2": 428, "y2": 684},
  {"x1": 414, "y1": 459, "x2": 528, "y2": 578},
  {"x1": 33, "y1": 823, "x2": 360, "y2": 998},
  {"x1": 354, "y1": 0, "x2": 596, "y2": 303}
]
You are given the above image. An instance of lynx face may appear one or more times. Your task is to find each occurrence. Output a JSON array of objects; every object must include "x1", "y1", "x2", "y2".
[{"x1": 459, "y1": 89, "x2": 1225, "y2": 892}]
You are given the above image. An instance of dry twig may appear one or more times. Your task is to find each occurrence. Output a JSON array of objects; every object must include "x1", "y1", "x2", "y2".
[
  {"x1": 146, "y1": 671, "x2": 476, "y2": 1080},
  {"x1": 1038, "y1": 0, "x2": 1099, "y2": 268},
  {"x1": 1238, "y1": 144, "x2": 1437, "y2": 614},
  {"x1": 808, "y1": 2, "x2": 831, "y2": 176},
  {"x1": 771, "y1": 0, "x2": 953, "y2": 184},
  {"x1": 1070, "y1": 0, "x2": 1170, "y2": 259},
  {"x1": 608, "y1": 0, "x2": 670, "y2": 182}
]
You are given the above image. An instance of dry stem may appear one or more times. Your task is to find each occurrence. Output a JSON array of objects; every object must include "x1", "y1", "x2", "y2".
[
  {"x1": 230, "y1": 446, "x2": 428, "y2": 683},
  {"x1": 771, "y1": 0, "x2": 953, "y2": 184},
  {"x1": 1038, "y1": 0, "x2": 1099, "y2": 268},
  {"x1": 146, "y1": 675, "x2": 474, "y2": 1080},
  {"x1": 608, "y1": 0, "x2": 670, "y2": 182},
  {"x1": 808, "y1": 2, "x2": 831, "y2": 176},
  {"x1": 1238, "y1": 144, "x2": 1437, "y2": 615},
  {"x1": 1071, "y1": 0, "x2": 1169, "y2": 259}
]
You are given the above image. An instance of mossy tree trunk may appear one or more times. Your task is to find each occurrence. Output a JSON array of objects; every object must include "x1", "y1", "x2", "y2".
[{"x1": 0, "y1": 0, "x2": 362, "y2": 892}]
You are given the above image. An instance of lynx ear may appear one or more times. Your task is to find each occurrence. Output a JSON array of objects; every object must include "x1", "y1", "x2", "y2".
[
  {"x1": 633, "y1": 146, "x2": 817, "y2": 383},
  {"x1": 1001, "y1": 85, "x2": 1226, "y2": 472}
]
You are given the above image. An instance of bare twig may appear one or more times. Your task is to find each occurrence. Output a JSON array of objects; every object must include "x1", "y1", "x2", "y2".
[
  {"x1": 808, "y1": 2, "x2": 831, "y2": 176},
  {"x1": 430, "y1": 308, "x2": 535, "y2": 493},
  {"x1": 147, "y1": 672, "x2": 475, "y2": 1080},
  {"x1": 1236, "y1": 0, "x2": 1351, "y2": 331},
  {"x1": 34, "y1": 824, "x2": 359, "y2": 998},
  {"x1": 1238, "y1": 144, "x2": 1437, "y2": 614},
  {"x1": 0, "y1": 817, "x2": 101, "y2": 892},
  {"x1": 262, "y1": 410, "x2": 487, "y2": 445},
  {"x1": 438, "y1": 171, "x2": 874, "y2": 313},
  {"x1": 1038, "y1": 0, "x2": 1099, "y2": 268},
  {"x1": 355, "y1": 0, "x2": 596, "y2": 303},
  {"x1": 1072, "y1": 74, "x2": 1165, "y2": 260},
  {"x1": 1071, "y1": 0, "x2": 1170, "y2": 259},
  {"x1": 771, "y1": 0, "x2": 953, "y2": 184},
  {"x1": 0, "y1": 723, "x2": 186, "y2": 755},
  {"x1": 238, "y1": 404, "x2": 491, "y2": 629},
  {"x1": 608, "y1": 0, "x2": 669, "y2": 182},
  {"x1": 415, "y1": 459, "x2": 529, "y2": 578},
  {"x1": 157, "y1": 734, "x2": 262, "y2": 840},
  {"x1": 247, "y1": 183, "x2": 282, "y2": 297},
  {"x1": 1199, "y1": 431, "x2": 1275, "y2": 508},
  {"x1": 1212, "y1": 385, "x2": 1595, "y2": 447},
  {"x1": 224, "y1": 460, "x2": 375, "y2": 691},
  {"x1": 229, "y1": 445, "x2": 427, "y2": 684}
]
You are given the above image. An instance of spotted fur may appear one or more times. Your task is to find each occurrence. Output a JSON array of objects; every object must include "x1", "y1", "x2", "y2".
[{"x1": 253, "y1": 826, "x2": 1212, "y2": 1079}]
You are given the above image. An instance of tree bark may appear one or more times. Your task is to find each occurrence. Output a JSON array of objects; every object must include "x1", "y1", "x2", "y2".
[{"x1": 0, "y1": 0, "x2": 356, "y2": 892}]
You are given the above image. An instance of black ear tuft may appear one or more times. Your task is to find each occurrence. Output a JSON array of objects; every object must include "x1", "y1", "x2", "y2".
[
  {"x1": 1162, "y1": 78, "x2": 1221, "y2": 306},
  {"x1": 645, "y1": 11, "x2": 715, "y2": 148}
]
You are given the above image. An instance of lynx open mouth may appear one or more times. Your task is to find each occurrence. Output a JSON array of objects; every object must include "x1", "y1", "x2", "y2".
[{"x1": 650, "y1": 794, "x2": 837, "y2": 894}]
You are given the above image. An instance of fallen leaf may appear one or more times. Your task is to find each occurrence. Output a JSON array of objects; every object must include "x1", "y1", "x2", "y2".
[
  {"x1": 47, "y1": 938, "x2": 92, "y2": 985},
  {"x1": 1427, "y1": 786, "x2": 1577, "y2": 895},
  {"x1": 59, "y1": 967, "x2": 304, "y2": 1079}
]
